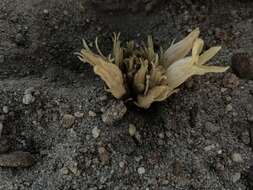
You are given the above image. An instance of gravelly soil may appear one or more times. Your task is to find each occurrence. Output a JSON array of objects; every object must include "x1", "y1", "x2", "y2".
[{"x1": 0, "y1": 0, "x2": 253, "y2": 190}]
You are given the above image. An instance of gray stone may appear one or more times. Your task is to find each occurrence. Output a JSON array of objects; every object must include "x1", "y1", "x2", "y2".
[
  {"x1": 62, "y1": 114, "x2": 75, "y2": 128},
  {"x1": 137, "y1": 167, "x2": 145, "y2": 175},
  {"x1": 231, "y1": 153, "x2": 244, "y2": 163},
  {"x1": 88, "y1": 111, "x2": 97, "y2": 117},
  {"x1": 0, "y1": 151, "x2": 34, "y2": 167},
  {"x1": 101, "y1": 100, "x2": 127, "y2": 125},
  {"x1": 92, "y1": 127, "x2": 100, "y2": 138},
  {"x1": 22, "y1": 94, "x2": 35, "y2": 105},
  {"x1": 205, "y1": 122, "x2": 220, "y2": 133},
  {"x1": 231, "y1": 172, "x2": 241, "y2": 183},
  {"x1": 98, "y1": 147, "x2": 110, "y2": 165},
  {"x1": 222, "y1": 73, "x2": 240, "y2": 89},
  {"x1": 2, "y1": 106, "x2": 9, "y2": 114}
]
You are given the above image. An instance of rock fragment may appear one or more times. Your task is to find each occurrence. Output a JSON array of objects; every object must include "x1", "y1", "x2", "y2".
[
  {"x1": 222, "y1": 73, "x2": 239, "y2": 88},
  {"x1": 138, "y1": 167, "x2": 145, "y2": 175},
  {"x1": 101, "y1": 100, "x2": 127, "y2": 125},
  {"x1": 231, "y1": 153, "x2": 244, "y2": 163},
  {"x1": 98, "y1": 147, "x2": 110, "y2": 165},
  {"x1": 0, "y1": 151, "x2": 34, "y2": 167},
  {"x1": 92, "y1": 127, "x2": 100, "y2": 138},
  {"x1": 22, "y1": 94, "x2": 35, "y2": 105},
  {"x1": 62, "y1": 114, "x2": 75, "y2": 128}
]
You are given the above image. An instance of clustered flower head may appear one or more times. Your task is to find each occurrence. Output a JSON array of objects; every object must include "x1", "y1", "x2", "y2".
[{"x1": 77, "y1": 28, "x2": 229, "y2": 109}]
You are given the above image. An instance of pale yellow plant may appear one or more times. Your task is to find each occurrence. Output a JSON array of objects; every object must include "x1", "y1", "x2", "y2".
[{"x1": 77, "y1": 28, "x2": 229, "y2": 109}]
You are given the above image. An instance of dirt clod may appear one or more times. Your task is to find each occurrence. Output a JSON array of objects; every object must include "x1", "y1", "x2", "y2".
[{"x1": 231, "y1": 53, "x2": 253, "y2": 80}]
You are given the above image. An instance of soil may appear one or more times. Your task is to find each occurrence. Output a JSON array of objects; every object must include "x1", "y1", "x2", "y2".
[{"x1": 0, "y1": 0, "x2": 253, "y2": 189}]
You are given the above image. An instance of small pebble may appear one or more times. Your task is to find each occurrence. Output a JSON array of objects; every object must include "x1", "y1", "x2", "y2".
[
  {"x1": 60, "y1": 167, "x2": 69, "y2": 175},
  {"x1": 231, "y1": 172, "x2": 241, "y2": 183},
  {"x1": 226, "y1": 104, "x2": 233, "y2": 112},
  {"x1": 231, "y1": 153, "x2": 244, "y2": 163},
  {"x1": 205, "y1": 122, "x2": 220, "y2": 133},
  {"x1": 88, "y1": 111, "x2": 97, "y2": 117},
  {"x1": 92, "y1": 127, "x2": 100, "y2": 138},
  {"x1": 128, "y1": 124, "x2": 136, "y2": 136},
  {"x1": 62, "y1": 114, "x2": 75, "y2": 128},
  {"x1": 43, "y1": 9, "x2": 49, "y2": 15},
  {"x1": 99, "y1": 95, "x2": 108, "y2": 101},
  {"x1": 2, "y1": 106, "x2": 8, "y2": 114},
  {"x1": 98, "y1": 147, "x2": 110, "y2": 164},
  {"x1": 204, "y1": 144, "x2": 216, "y2": 151},
  {"x1": 0, "y1": 151, "x2": 34, "y2": 167},
  {"x1": 22, "y1": 94, "x2": 35, "y2": 105},
  {"x1": 223, "y1": 73, "x2": 240, "y2": 89},
  {"x1": 138, "y1": 167, "x2": 145, "y2": 175},
  {"x1": 240, "y1": 130, "x2": 250, "y2": 145},
  {"x1": 119, "y1": 161, "x2": 125, "y2": 168},
  {"x1": 74, "y1": 112, "x2": 84, "y2": 118},
  {"x1": 101, "y1": 100, "x2": 127, "y2": 125},
  {"x1": 158, "y1": 133, "x2": 165, "y2": 139},
  {"x1": 67, "y1": 161, "x2": 80, "y2": 176}
]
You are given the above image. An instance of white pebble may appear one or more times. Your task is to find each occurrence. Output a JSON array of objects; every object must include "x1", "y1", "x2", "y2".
[
  {"x1": 22, "y1": 94, "x2": 35, "y2": 105},
  {"x1": 2, "y1": 106, "x2": 8, "y2": 114},
  {"x1": 88, "y1": 111, "x2": 97, "y2": 117},
  {"x1": 231, "y1": 153, "x2": 244, "y2": 163},
  {"x1": 138, "y1": 167, "x2": 145, "y2": 175},
  {"x1": 92, "y1": 127, "x2": 100, "y2": 138}
]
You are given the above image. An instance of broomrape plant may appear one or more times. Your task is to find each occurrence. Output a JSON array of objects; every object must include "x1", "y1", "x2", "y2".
[{"x1": 77, "y1": 28, "x2": 229, "y2": 109}]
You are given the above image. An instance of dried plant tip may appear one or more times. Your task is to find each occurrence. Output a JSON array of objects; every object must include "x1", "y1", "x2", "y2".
[
  {"x1": 136, "y1": 86, "x2": 177, "y2": 109},
  {"x1": 133, "y1": 59, "x2": 149, "y2": 93},
  {"x1": 163, "y1": 28, "x2": 200, "y2": 68},
  {"x1": 166, "y1": 39, "x2": 229, "y2": 89},
  {"x1": 79, "y1": 50, "x2": 126, "y2": 99}
]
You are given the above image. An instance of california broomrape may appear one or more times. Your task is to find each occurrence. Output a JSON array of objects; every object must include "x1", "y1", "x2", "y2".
[{"x1": 77, "y1": 28, "x2": 229, "y2": 109}]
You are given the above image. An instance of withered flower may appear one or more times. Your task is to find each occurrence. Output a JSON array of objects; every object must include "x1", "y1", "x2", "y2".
[{"x1": 77, "y1": 29, "x2": 228, "y2": 109}]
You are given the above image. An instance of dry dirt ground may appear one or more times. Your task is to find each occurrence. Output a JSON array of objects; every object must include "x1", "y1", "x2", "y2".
[{"x1": 0, "y1": 0, "x2": 253, "y2": 190}]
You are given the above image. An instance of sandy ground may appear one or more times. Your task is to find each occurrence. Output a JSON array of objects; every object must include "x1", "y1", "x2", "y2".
[{"x1": 0, "y1": 0, "x2": 253, "y2": 189}]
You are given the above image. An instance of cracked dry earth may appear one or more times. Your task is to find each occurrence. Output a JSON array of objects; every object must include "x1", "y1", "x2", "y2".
[{"x1": 1, "y1": 0, "x2": 253, "y2": 190}]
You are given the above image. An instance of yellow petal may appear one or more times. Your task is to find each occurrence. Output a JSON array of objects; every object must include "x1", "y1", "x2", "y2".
[
  {"x1": 79, "y1": 50, "x2": 126, "y2": 99},
  {"x1": 166, "y1": 56, "x2": 229, "y2": 89},
  {"x1": 133, "y1": 59, "x2": 149, "y2": 93},
  {"x1": 136, "y1": 86, "x2": 176, "y2": 109},
  {"x1": 198, "y1": 46, "x2": 221, "y2": 65},
  {"x1": 163, "y1": 28, "x2": 200, "y2": 68}
]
